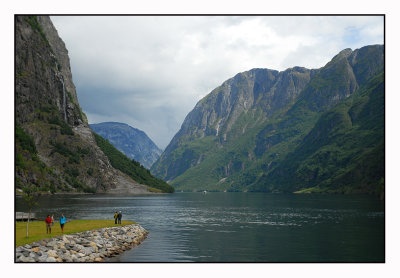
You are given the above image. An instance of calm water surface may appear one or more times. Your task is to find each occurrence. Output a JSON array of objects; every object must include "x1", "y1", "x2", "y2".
[{"x1": 15, "y1": 192, "x2": 384, "y2": 262}]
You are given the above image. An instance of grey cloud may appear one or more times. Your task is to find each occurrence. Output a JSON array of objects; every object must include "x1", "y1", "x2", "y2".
[{"x1": 51, "y1": 15, "x2": 383, "y2": 149}]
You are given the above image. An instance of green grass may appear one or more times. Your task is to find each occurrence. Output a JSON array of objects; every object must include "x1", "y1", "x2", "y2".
[
  {"x1": 16, "y1": 219, "x2": 135, "y2": 247},
  {"x1": 293, "y1": 186, "x2": 327, "y2": 194}
]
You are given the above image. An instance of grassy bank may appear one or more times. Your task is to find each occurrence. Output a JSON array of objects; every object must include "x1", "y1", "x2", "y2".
[{"x1": 16, "y1": 219, "x2": 135, "y2": 247}]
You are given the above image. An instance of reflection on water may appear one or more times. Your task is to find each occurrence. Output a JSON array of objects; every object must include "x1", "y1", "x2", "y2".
[{"x1": 15, "y1": 193, "x2": 384, "y2": 262}]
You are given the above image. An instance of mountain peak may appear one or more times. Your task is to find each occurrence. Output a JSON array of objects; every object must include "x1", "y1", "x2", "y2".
[
  {"x1": 151, "y1": 45, "x2": 384, "y2": 195},
  {"x1": 90, "y1": 122, "x2": 162, "y2": 169},
  {"x1": 334, "y1": 48, "x2": 353, "y2": 59}
]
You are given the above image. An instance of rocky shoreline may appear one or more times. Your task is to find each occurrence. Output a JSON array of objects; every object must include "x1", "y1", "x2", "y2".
[{"x1": 16, "y1": 224, "x2": 148, "y2": 262}]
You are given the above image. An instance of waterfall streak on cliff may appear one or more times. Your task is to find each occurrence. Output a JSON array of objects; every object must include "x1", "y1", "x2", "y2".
[
  {"x1": 55, "y1": 62, "x2": 67, "y2": 122},
  {"x1": 216, "y1": 119, "x2": 222, "y2": 136}
]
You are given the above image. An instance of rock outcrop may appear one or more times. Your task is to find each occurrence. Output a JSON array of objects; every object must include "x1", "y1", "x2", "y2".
[
  {"x1": 152, "y1": 67, "x2": 315, "y2": 182},
  {"x1": 15, "y1": 16, "x2": 151, "y2": 194}
]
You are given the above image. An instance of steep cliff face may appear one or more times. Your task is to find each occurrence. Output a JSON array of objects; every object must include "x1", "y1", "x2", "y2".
[
  {"x1": 151, "y1": 45, "x2": 384, "y2": 194},
  {"x1": 90, "y1": 122, "x2": 162, "y2": 169},
  {"x1": 167, "y1": 67, "x2": 315, "y2": 146},
  {"x1": 15, "y1": 16, "x2": 150, "y2": 194},
  {"x1": 36, "y1": 16, "x2": 87, "y2": 126},
  {"x1": 152, "y1": 67, "x2": 315, "y2": 181}
]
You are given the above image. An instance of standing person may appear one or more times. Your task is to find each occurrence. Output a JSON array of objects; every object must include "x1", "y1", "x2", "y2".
[
  {"x1": 118, "y1": 211, "x2": 122, "y2": 224},
  {"x1": 51, "y1": 214, "x2": 54, "y2": 227},
  {"x1": 45, "y1": 215, "x2": 52, "y2": 234},
  {"x1": 60, "y1": 214, "x2": 66, "y2": 233},
  {"x1": 114, "y1": 211, "x2": 118, "y2": 224}
]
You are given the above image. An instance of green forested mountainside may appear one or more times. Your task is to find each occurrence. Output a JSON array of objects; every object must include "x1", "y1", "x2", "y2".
[
  {"x1": 151, "y1": 45, "x2": 384, "y2": 195},
  {"x1": 93, "y1": 133, "x2": 174, "y2": 193},
  {"x1": 247, "y1": 72, "x2": 384, "y2": 194},
  {"x1": 90, "y1": 122, "x2": 162, "y2": 169}
]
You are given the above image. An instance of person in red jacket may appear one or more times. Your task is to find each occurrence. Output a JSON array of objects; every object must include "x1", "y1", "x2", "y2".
[{"x1": 45, "y1": 215, "x2": 52, "y2": 234}]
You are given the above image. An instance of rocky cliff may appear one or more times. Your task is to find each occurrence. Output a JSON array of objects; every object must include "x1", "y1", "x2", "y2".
[
  {"x1": 15, "y1": 16, "x2": 156, "y2": 194},
  {"x1": 152, "y1": 67, "x2": 316, "y2": 182},
  {"x1": 90, "y1": 122, "x2": 162, "y2": 169},
  {"x1": 151, "y1": 45, "x2": 384, "y2": 195}
]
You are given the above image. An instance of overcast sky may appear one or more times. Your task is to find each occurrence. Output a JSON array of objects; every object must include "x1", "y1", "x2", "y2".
[{"x1": 50, "y1": 16, "x2": 383, "y2": 149}]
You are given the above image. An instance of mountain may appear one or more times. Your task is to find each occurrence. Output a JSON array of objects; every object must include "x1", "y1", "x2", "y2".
[
  {"x1": 90, "y1": 122, "x2": 162, "y2": 169},
  {"x1": 15, "y1": 15, "x2": 173, "y2": 194},
  {"x1": 151, "y1": 45, "x2": 384, "y2": 195}
]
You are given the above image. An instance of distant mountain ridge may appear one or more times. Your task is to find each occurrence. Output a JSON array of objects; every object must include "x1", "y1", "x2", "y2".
[
  {"x1": 90, "y1": 122, "x2": 162, "y2": 169},
  {"x1": 151, "y1": 44, "x2": 384, "y2": 195}
]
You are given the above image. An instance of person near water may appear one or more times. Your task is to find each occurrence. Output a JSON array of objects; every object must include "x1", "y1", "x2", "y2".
[
  {"x1": 114, "y1": 211, "x2": 118, "y2": 224},
  {"x1": 51, "y1": 214, "x2": 54, "y2": 227},
  {"x1": 45, "y1": 215, "x2": 52, "y2": 234},
  {"x1": 117, "y1": 211, "x2": 122, "y2": 224},
  {"x1": 60, "y1": 214, "x2": 66, "y2": 233}
]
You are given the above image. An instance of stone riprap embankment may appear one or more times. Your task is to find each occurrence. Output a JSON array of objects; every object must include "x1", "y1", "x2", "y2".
[{"x1": 16, "y1": 224, "x2": 148, "y2": 262}]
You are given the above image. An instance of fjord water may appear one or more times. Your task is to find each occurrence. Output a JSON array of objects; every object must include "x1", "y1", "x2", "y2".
[{"x1": 15, "y1": 193, "x2": 384, "y2": 262}]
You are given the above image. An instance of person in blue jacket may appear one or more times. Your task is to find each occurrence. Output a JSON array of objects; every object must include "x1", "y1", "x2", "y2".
[{"x1": 60, "y1": 213, "x2": 66, "y2": 233}]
